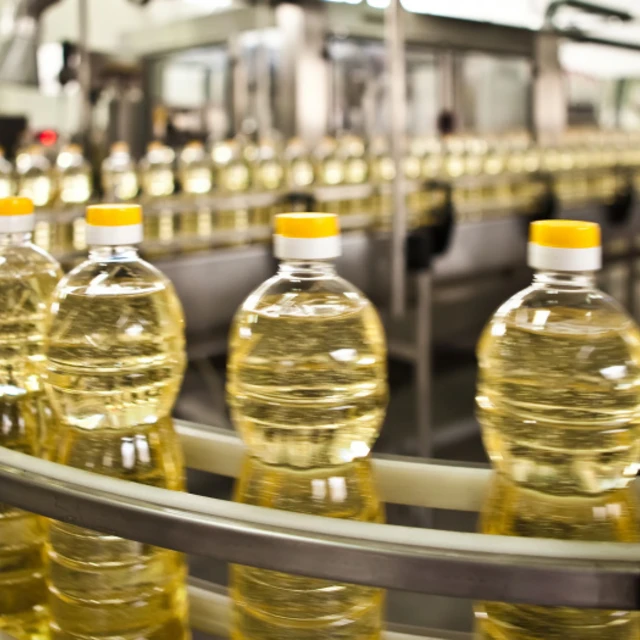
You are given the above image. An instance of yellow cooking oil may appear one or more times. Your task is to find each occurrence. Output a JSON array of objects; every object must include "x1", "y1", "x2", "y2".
[
  {"x1": 211, "y1": 138, "x2": 252, "y2": 246},
  {"x1": 44, "y1": 204, "x2": 190, "y2": 640},
  {"x1": 140, "y1": 141, "x2": 177, "y2": 254},
  {"x1": 338, "y1": 134, "x2": 369, "y2": 222},
  {"x1": 177, "y1": 140, "x2": 213, "y2": 251},
  {"x1": 101, "y1": 142, "x2": 139, "y2": 202},
  {"x1": 52, "y1": 144, "x2": 93, "y2": 256},
  {"x1": 476, "y1": 475, "x2": 640, "y2": 640},
  {"x1": 231, "y1": 457, "x2": 385, "y2": 640},
  {"x1": 313, "y1": 137, "x2": 344, "y2": 214},
  {"x1": 17, "y1": 145, "x2": 56, "y2": 253},
  {"x1": 0, "y1": 196, "x2": 61, "y2": 640},
  {"x1": 250, "y1": 138, "x2": 285, "y2": 243},
  {"x1": 369, "y1": 136, "x2": 396, "y2": 229},
  {"x1": 476, "y1": 220, "x2": 640, "y2": 639},
  {"x1": 227, "y1": 212, "x2": 388, "y2": 640}
]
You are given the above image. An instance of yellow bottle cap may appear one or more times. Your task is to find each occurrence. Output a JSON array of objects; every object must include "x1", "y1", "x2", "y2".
[
  {"x1": 0, "y1": 197, "x2": 34, "y2": 216},
  {"x1": 275, "y1": 212, "x2": 340, "y2": 239},
  {"x1": 530, "y1": 220, "x2": 601, "y2": 249},
  {"x1": 86, "y1": 204, "x2": 142, "y2": 227}
]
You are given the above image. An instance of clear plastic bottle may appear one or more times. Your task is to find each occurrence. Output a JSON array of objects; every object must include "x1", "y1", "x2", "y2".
[
  {"x1": 476, "y1": 220, "x2": 640, "y2": 639},
  {"x1": 227, "y1": 212, "x2": 388, "y2": 639},
  {"x1": 369, "y1": 137, "x2": 395, "y2": 229},
  {"x1": 284, "y1": 138, "x2": 315, "y2": 193},
  {"x1": 17, "y1": 145, "x2": 55, "y2": 253},
  {"x1": 177, "y1": 140, "x2": 213, "y2": 249},
  {"x1": 17, "y1": 145, "x2": 54, "y2": 208},
  {"x1": 211, "y1": 139, "x2": 252, "y2": 245},
  {"x1": 44, "y1": 204, "x2": 190, "y2": 640},
  {"x1": 251, "y1": 138, "x2": 284, "y2": 242},
  {"x1": 228, "y1": 213, "x2": 388, "y2": 467},
  {"x1": 0, "y1": 147, "x2": 15, "y2": 198},
  {"x1": 0, "y1": 196, "x2": 61, "y2": 640},
  {"x1": 139, "y1": 141, "x2": 176, "y2": 251},
  {"x1": 101, "y1": 142, "x2": 139, "y2": 202},
  {"x1": 338, "y1": 135, "x2": 369, "y2": 223},
  {"x1": 53, "y1": 144, "x2": 93, "y2": 256}
]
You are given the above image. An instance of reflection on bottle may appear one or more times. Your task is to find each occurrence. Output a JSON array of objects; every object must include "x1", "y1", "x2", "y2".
[
  {"x1": 475, "y1": 473, "x2": 640, "y2": 640},
  {"x1": 231, "y1": 456, "x2": 385, "y2": 640}
]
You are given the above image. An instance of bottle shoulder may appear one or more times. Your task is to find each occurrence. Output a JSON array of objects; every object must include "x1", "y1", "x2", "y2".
[
  {"x1": 238, "y1": 271, "x2": 379, "y2": 320},
  {"x1": 56, "y1": 255, "x2": 179, "y2": 301},
  {"x1": 0, "y1": 243, "x2": 62, "y2": 279},
  {"x1": 480, "y1": 283, "x2": 640, "y2": 349}
]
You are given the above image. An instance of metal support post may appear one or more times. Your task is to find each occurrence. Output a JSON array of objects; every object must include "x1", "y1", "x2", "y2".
[
  {"x1": 415, "y1": 269, "x2": 433, "y2": 460},
  {"x1": 386, "y1": 0, "x2": 408, "y2": 317},
  {"x1": 78, "y1": 0, "x2": 92, "y2": 149}
]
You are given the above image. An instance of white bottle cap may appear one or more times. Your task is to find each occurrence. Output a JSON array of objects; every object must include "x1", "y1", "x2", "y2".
[
  {"x1": 0, "y1": 197, "x2": 35, "y2": 233},
  {"x1": 86, "y1": 204, "x2": 143, "y2": 245},
  {"x1": 528, "y1": 220, "x2": 602, "y2": 272},
  {"x1": 274, "y1": 212, "x2": 341, "y2": 260}
]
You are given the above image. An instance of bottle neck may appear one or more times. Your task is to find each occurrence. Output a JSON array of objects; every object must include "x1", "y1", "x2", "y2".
[
  {"x1": 89, "y1": 245, "x2": 139, "y2": 261},
  {"x1": 0, "y1": 231, "x2": 33, "y2": 247},
  {"x1": 278, "y1": 260, "x2": 336, "y2": 279},
  {"x1": 533, "y1": 269, "x2": 596, "y2": 289}
]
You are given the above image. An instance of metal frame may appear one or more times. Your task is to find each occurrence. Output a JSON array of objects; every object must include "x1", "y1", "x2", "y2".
[{"x1": 2, "y1": 419, "x2": 640, "y2": 610}]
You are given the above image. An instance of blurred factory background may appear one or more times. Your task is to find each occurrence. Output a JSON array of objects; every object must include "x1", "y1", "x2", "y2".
[{"x1": 2, "y1": 0, "x2": 640, "y2": 633}]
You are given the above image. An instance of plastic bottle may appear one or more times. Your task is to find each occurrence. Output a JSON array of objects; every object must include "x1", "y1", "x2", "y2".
[
  {"x1": 17, "y1": 145, "x2": 55, "y2": 252},
  {"x1": 338, "y1": 135, "x2": 369, "y2": 224},
  {"x1": 101, "y1": 142, "x2": 139, "y2": 202},
  {"x1": 177, "y1": 140, "x2": 213, "y2": 250},
  {"x1": 139, "y1": 141, "x2": 176, "y2": 252},
  {"x1": 227, "y1": 212, "x2": 388, "y2": 640},
  {"x1": 44, "y1": 203, "x2": 190, "y2": 640},
  {"x1": 0, "y1": 196, "x2": 61, "y2": 640},
  {"x1": 211, "y1": 138, "x2": 251, "y2": 245},
  {"x1": 476, "y1": 220, "x2": 640, "y2": 640},
  {"x1": 53, "y1": 144, "x2": 93, "y2": 256},
  {"x1": 251, "y1": 138, "x2": 284, "y2": 242},
  {"x1": 284, "y1": 137, "x2": 315, "y2": 193}
]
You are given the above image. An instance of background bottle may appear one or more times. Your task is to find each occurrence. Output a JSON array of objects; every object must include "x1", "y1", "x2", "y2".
[
  {"x1": 101, "y1": 142, "x2": 139, "y2": 202},
  {"x1": 44, "y1": 204, "x2": 190, "y2": 640},
  {"x1": 211, "y1": 138, "x2": 251, "y2": 245},
  {"x1": 475, "y1": 220, "x2": 640, "y2": 639},
  {"x1": 227, "y1": 213, "x2": 388, "y2": 640},
  {"x1": 177, "y1": 140, "x2": 213, "y2": 249},
  {"x1": 0, "y1": 196, "x2": 61, "y2": 640},
  {"x1": 53, "y1": 144, "x2": 93, "y2": 255},
  {"x1": 139, "y1": 141, "x2": 176, "y2": 251},
  {"x1": 17, "y1": 145, "x2": 55, "y2": 253}
]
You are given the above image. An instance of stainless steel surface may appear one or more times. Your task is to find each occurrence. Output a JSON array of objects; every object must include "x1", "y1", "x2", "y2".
[
  {"x1": 323, "y1": 4, "x2": 535, "y2": 57},
  {"x1": 386, "y1": 0, "x2": 408, "y2": 317},
  {"x1": 1, "y1": 420, "x2": 640, "y2": 608},
  {"x1": 77, "y1": 0, "x2": 91, "y2": 147},
  {"x1": 415, "y1": 270, "x2": 432, "y2": 458},
  {"x1": 126, "y1": 6, "x2": 274, "y2": 57},
  {"x1": 0, "y1": 0, "x2": 60, "y2": 85}
]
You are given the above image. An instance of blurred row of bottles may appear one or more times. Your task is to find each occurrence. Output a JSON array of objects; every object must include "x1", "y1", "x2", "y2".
[{"x1": 4, "y1": 128, "x2": 640, "y2": 259}]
